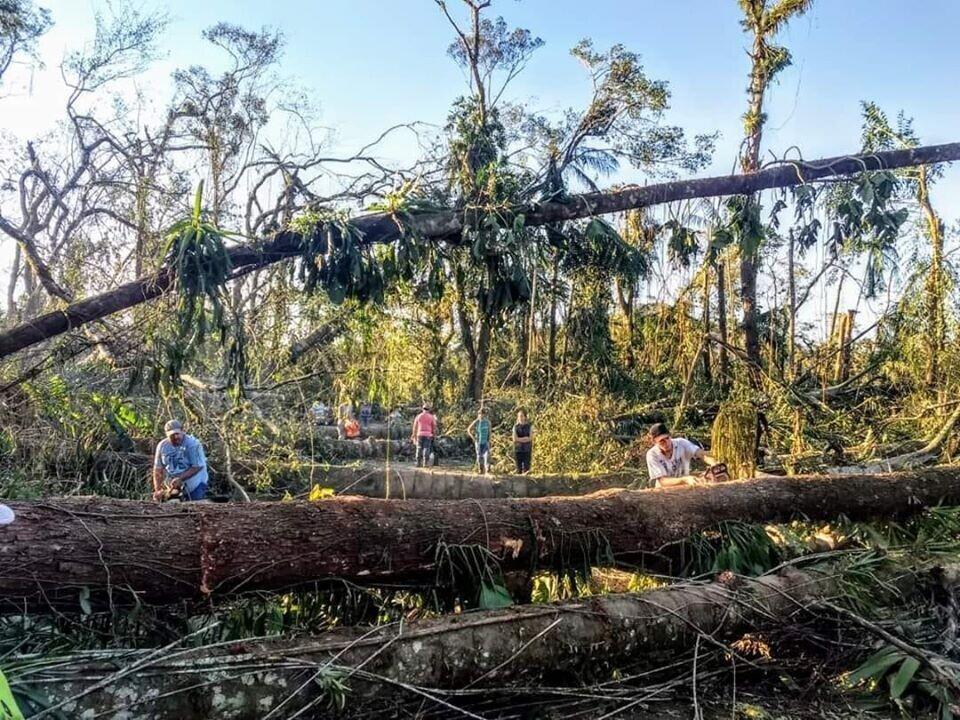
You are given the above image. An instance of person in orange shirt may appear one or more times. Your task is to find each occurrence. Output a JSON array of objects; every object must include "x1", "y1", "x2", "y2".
[{"x1": 344, "y1": 416, "x2": 361, "y2": 439}]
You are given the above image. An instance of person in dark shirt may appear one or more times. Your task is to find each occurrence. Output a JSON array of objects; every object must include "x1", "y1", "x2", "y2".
[{"x1": 512, "y1": 409, "x2": 533, "y2": 474}]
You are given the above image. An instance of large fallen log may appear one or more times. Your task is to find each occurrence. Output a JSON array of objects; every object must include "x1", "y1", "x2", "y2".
[
  {"x1": 1, "y1": 142, "x2": 957, "y2": 360},
  {"x1": 88, "y1": 453, "x2": 633, "y2": 499},
  {"x1": 297, "y1": 435, "x2": 474, "y2": 460},
  {"x1": 2, "y1": 468, "x2": 959, "y2": 611},
  {"x1": 13, "y1": 567, "x2": 837, "y2": 719},
  {"x1": 311, "y1": 422, "x2": 409, "y2": 440},
  {"x1": 271, "y1": 462, "x2": 639, "y2": 499}
]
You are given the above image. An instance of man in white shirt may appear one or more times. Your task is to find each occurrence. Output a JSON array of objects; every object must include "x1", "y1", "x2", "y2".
[{"x1": 645, "y1": 422, "x2": 727, "y2": 488}]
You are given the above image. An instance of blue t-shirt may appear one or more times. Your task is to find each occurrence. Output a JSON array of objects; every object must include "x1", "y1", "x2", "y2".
[
  {"x1": 154, "y1": 434, "x2": 209, "y2": 492},
  {"x1": 475, "y1": 418, "x2": 491, "y2": 445}
]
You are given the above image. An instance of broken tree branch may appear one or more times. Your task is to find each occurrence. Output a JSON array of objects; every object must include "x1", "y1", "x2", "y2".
[{"x1": 0, "y1": 142, "x2": 957, "y2": 360}]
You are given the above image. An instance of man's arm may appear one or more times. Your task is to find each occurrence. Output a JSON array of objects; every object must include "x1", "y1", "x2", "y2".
[
  {"x1": 170, "y1": 466, "x2": 201, "y2": 489},
  {"x1": 657, "y1": 475, "x2": 699, "y2": 487},
  {"x1": 692, "y1": 447, "x2": 729, "y2": 482},
  {"x1": 153, "y1": 467, "x2": 164, "y2": 500},
  {"x1": 647, "y1": 449, "x2": 698, "y2": 488},
  {"x1": 694, "y1": 448, "x2": 721, "y2": 466},
  {"x1": 172, "y1": 441, "x2": 206, "y2": 489}
]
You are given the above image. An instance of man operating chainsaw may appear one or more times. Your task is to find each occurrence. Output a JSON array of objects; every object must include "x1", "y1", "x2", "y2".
[
  {"x1": 645, "y1": 422, "x2": 729, "y2": 488},
  {"x1": 152, "y1": 420, "x2": 209, "y2": 501}
]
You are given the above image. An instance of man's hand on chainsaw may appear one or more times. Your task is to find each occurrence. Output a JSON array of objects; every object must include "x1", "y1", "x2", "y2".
[
  {"x1": 703, "y1": 463, "x2": 730, "y2": 483},
  {"x1": 152, "y1": 488, "x2": 166, "y2": 502}
]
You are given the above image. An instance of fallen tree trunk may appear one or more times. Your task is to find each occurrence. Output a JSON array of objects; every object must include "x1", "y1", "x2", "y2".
[
  {"x1": 2, "y1": 468, "x2": 959, "y2": 611},
  {"x1": 14, "y1": 567, "x2": 838, "y2": 719},
  {"x1": 265, "y1": 462, "x2": 639, "y2": 499},
  {"x1": 287, "y1": 316, "x2": 347, "y2": 365},
  {"x1": 2, "y1": 142, "x2": 957, "y2": 360},
  {"x1": 90, "y1": 453, "x2": 631, "y2": 499},
  {"x1": 311, "y1": 422, "x2": 409, "y2": 440},
  {"x1": 297, "y1": 435, "x2": 474, "y2": 461}
]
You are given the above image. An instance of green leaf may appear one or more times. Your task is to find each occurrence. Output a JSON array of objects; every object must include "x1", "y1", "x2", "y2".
[
  {"x1": 847, "y1": 647, "x2": 903, "y2": 685},
  {"x1": 888, "y1": 656, "x2": 920, "y2": 699},
  {"x1": 477, "y1": 582, "x2": 513, "y2": 610},
  {"x1": 192, "y1": 180, "x2": 204, "y2": 223},
  {"x1": 0, "y1": 668, "x2": 25, "y2": 720}
]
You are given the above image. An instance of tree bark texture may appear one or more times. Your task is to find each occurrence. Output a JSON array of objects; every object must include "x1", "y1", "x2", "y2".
[
  {"x1": 2, "y1": 468, "x2": 959, "y2": 611},
  {"x1": 261, "y1": 461, "x2": 639, "y2": 500},
  {"x1": 90, "y1": 452, "x2": 635, "y2": 500},
  {"x1": 13, "y1": 567, "x2": 837, "y2": 719},
  {"x1": 0, "y1": 142, "x2": 957, "y2": 360}
]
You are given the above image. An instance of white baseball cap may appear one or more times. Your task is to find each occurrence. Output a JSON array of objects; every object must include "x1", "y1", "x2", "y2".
[{"x1": 0, "y1": 504, "x2": 14, "y2": 526}]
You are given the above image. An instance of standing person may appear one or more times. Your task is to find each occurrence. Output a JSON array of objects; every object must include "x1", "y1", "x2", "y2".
[
  {"x1": 512, "y1": 409, "x2": 533, "y2": 474},
  {"x1": 645, "y1": 422, "x2": 727, "y2": 488},
  {"x1": 152, "y1": 420, "x2": 209, "y2": 501},
  {"x1": 468, "y1": 407, "x2": 492, "y2": 474},
  {"x1": 411, "y1": 403, "x2": 438, "y2": 468},
  {"x1": 359, "y1": 402, "x2": 372, "y2": 428}
]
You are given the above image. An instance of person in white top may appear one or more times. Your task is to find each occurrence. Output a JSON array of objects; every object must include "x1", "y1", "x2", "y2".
[{"x1": 645, "y1": 422, "x2": 728, "y2": 488}]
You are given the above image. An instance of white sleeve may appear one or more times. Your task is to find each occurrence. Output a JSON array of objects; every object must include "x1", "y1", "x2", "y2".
[
  {"x1": 678, "y1": 438, "x2": 702, "y2": 463},
  {"x1": 646, "y1": 449, "x2": 666, "y2": 480}
]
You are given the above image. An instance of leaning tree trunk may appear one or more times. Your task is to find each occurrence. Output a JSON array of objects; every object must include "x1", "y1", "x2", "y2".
[
  {"x1": 918, "y1": 165, "x2": 947, "y2": 391},
  {"x1": 738, "y1": 32, "x2": 767, "y2": 371},
  {"x1": 0, "y1": 143, "x2": 957, "y2": 360},
  {"x1": 14, "y1": 567, "x2": 838, "y2": 720},
  {"x1": 471, "y1": 314, "x2": 493, "y2": 401},
  {"x1": 715, "y1": 251, "x2": 730, "y2": 389},
  {"x1": 3, "y1": 468, "x2": 960, "y2": 611}
]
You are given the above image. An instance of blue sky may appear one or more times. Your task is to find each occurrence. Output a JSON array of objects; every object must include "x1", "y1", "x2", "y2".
[{"x1": 16, "y1": 0, "x2": 960, "y2": 185}]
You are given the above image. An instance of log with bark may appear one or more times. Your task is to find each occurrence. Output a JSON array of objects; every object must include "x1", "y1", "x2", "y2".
[
  {"x1": 1, "y1": 142, "x2": 957, "y2": 360},
  {"x1": 2, "y1": 468, "x2": 960, "y2": 611},
  {"x1": 264, "y1": 462, "x2": 639, "y2": 500},
  {"x1": 13, "y1": 567, "x2": 838, "y2": 720},
  {"x1": 311, "y1": 421, "x2": 410, "y2": 440},
  {"x1": 297, "y1": 435, "x2": 474, "y2": 461},
  {"x1": 89, "y1": 452, "x2": 633, "y2": 500}
]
